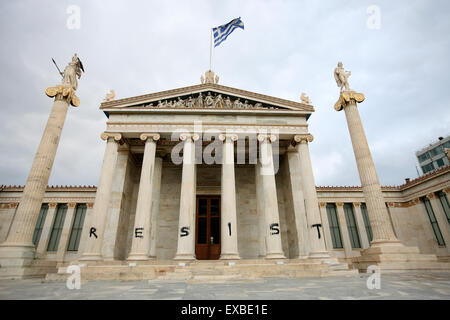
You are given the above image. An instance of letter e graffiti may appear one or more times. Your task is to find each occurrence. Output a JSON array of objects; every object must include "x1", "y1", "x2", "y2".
[
  {"x1": 135, "y1": 227, "x2": 143, "y2": 238},
  {"x1": 66, "y1": 265, "x2": 81, "y2": 290},
  {"x1": 366, "y1": 265, "x2": 381, "y2": 289}
]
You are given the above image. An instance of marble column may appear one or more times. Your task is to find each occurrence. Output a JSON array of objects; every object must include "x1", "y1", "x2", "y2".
[
  {"x1": 427, "y1": 193, "x2": 450, "y2": 252},
  {"x1": 0, "y1": 95, "x2": 72, "y2": 267},
  {"x1": 149, "y1": 157, "x2": 163, "y2": 258},
  {"x1": 219, "y1": 133, "x2": 240, "y2": 260},
  {"x1": 174, "y1": 133, "x2": 199, "y2": 260},
  {"x1": 353, "y1": 202, "x2": 370, "y2": 249},
  {"x1": 285, "y1": 147, "x2": 310, "y2": 258},
  {"x1": 128, "y1": 133, "x2": 160, "y2": 260},
  {"x1": 56, "y1": 202, "x2": 77, "y2": 262},
  {"x1": 257, "y1": 134, "x2": 285, "y2": 259},
  {"x1": 255, "y1": 162, "x2": 267, "y2": 258},
  {"x1": 294, "y1": 134, "x2": 329, "y2": 258},
  {"x1": 336, "y1": 202, "x2": 353, "y2": 257},
  {"x1": 36, "y1": 203, "x2": 58, "y2": 256},
  {"x1": 335, "y1": 91, "x2": 399, "y2": 246},
  {"x1": 102, "y1": 149, "x2": 131, "y2": 260},
  {"x1": 318, "y1": 202, "x2": 334, "y2": 252},
  {"x1": 81, "y1": 132, "x2": 121, "y2": 261}
]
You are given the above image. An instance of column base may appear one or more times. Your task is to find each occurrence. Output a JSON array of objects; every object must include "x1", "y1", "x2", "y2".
[
  {"x1": 79, "y1": 253, "x2": 103, "y2": 261},
  {"x1": 352, "y1": 242, "x2": 450, "y2": 272},
  {"x1": 173, "y1": 253, "x2": 196, "y2": 261},
  {"x1": 220, "y1": 253, "x2": 241, "y2": 260},
  {"x1": 127, "y1": 253, "x2": 155, "y2": 261},
  {"x1": 0, "y1": 243, "x2": 36, "y2": 279},
  {"x1": 308, "y1": 251, "x2": 331, "y2": 259},
  {"x1": 264, "y1": 252, "x2": 286, "y2": 259}
]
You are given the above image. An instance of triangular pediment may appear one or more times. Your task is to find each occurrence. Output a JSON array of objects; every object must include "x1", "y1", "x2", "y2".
[{"x1": 100, "y1": 83, "x2": 314, "y2": 113}]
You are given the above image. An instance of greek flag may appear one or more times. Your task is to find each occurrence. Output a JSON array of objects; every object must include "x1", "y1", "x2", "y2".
[{"x1": 212, "y1": 17, "x2": 244, "y2": 48}]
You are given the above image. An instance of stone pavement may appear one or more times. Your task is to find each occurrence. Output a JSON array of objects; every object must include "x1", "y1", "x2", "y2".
[{"x1": 0, "y1": 272, "x2": 449, "y2": 300}]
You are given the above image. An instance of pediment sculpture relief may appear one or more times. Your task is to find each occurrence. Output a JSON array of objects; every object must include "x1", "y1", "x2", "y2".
[{"x1": 140, "y1": 92, "x2": 282, "y2": 110}]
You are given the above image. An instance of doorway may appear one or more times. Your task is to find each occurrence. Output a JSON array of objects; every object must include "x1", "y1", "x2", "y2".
[{"x1": 195, "y1": 195, "x2": 221, "y2": 260}]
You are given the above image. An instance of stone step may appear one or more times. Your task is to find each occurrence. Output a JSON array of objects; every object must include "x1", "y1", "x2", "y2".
[
  {"x1": 354, "y1": 260, "x2": 450, "y2": 272},
  {"x1": 354, "y1": 253, "x2": 439, "y2": 263}
]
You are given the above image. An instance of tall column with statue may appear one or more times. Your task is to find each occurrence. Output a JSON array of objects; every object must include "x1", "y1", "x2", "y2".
[
  {"x1": 333, "y1": 62, "x2": 446, "y2": 271},
  {"x1": 0, "y1": 54, "x2": 84, "y2": 277}
]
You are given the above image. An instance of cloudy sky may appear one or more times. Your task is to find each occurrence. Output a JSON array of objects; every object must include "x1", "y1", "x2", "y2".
[{"x1": 0, "y1": 0, "x2": 449, "y2": 188}]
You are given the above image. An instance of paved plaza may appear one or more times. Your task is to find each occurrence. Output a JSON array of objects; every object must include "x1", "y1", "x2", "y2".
[{"x1": 0, "y1": 272, "x2": 449, "y2": 300}]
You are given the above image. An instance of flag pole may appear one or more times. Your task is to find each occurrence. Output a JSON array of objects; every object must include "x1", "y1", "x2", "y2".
[{"x1": 209, "y1": 28, "x2": 213, "y2": 71}]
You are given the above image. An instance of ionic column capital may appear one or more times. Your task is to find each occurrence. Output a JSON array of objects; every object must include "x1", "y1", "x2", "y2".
[
  {"x1": 257, "y1": 134, "x2": 277, "y2": 143},
  {"x1": 100, "y1": 132, "x2": 122, "y2": 141},
  {"x1": 443, "y1": 187, "x2": 450, "y2": 194},
  {"x1": 386, "y1": 202, "x2": 394, "y2": 208},
  {"x1": 319, "y1": 202, "x2": 327, "y2": 208},
  {"x1": 334, "y1": 91, "x2": 365, "y2": 111},
  {"x1": 48, "y1": 202, "x2": 58, "y2": 208},
  {"x1": 68, "y1": 202, "x2": 77, "y2": 208},
  {"x1": 292, "y1": 134, "x2": 314, "y2": 145},
  {"x1": 87, "y1": 203, "x2": 94, "y2": 208},
  {"x1": 336, "y1": 202, "x2": 344, "y2": 207},
  {"x1": 179, "y1": 133, "x2": 200, "y2": 142},
  {"x1": 425, "y1": 193, "x2": 436, "y2": 200},
  {"x1": 140, "y1": 133, "x2": 160, "y2": 142},
  {"x1": 219, "y1": 133, "x2": 239, "y2": 142},
  {"x1": 353, "y1": 202, "x2": 361, "y2": 208}
]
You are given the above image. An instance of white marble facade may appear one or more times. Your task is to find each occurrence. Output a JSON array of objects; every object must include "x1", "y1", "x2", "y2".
[{"x1": 1, "y1": 80, "x2": 450, "y2": 267}]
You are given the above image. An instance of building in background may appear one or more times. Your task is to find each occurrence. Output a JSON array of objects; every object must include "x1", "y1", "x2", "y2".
[{"x1": 416, "y1": 136, "x2": 450, "y2": 174}]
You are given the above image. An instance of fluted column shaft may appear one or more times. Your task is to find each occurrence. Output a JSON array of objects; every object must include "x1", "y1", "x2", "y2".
[
  {"x1": 258, "y1": 134, "x2": 285, "y2": 259},
  {"x1": 342, "y1": 100, "x2": 398, "y2": 244},
  {"x1": 128, "y1": 133, "x2": 160, "y2": 260},
  {"x1": 81, "y1": 133, "x2": 121, "y2": 260},
  {"x1": 2, "y1": 97, "x2": 69, "y2": 248},
  {"x1": 294, "y1": 135, "x2": 329, "y2": 258},
  {"x1": 149, "y1": 157, "x2": 163, "y2": 258},
  {"x1": 219, "y1": 133, "x2": 240, "y2": 260},
  {"x1": 174, "y1": 133, "x2": 198, "y2": 260},
  {"x1": 353, "y1": 203, "x2": 370, "y2": 249}
]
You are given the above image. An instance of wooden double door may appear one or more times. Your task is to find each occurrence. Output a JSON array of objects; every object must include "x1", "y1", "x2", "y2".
[{"x1": 195, "y1": 196, "x2": 221, "y2": 260}]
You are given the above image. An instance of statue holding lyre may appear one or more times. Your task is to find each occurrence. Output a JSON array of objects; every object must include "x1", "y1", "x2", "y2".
[{"x1": 334, "y1": 62, "x2": 351, "y2": 92}]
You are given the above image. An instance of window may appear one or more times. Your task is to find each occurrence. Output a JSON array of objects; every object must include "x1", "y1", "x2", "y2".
[
  {"x1": 47, "y1": 204, "x2": 67, "y2": 252},
  {"x1": 326, "y1": 203, "x2": 343, "y2": 249},
  {"x1": 344, "y1": 203, "x2": 361, "y2": 248},
  {"x1": 360, "y1": 203, "x2": 373, "y2": 242},
  {"x1": 429, "y1": 147, "x2": 441, "y2": 157},
  {"x1": 67, "y1": 204, "x2": 87, "y2": 251},
  {"x1": 435, "y1": 158, "x2": 445, "y2": 168},
  {"x1": 438, "y1": 192, "x2": 450, "y2": 224},
  {"x1": 422, "y1": 162, "x2": 435, "y2": 174},
  {"x1": 32, "y1": 204, "x2": 48, "y2": 246},
  {"x1": 417, "y1": 153, "x2": 429, "y2": 163},
  {"x1": 422, "y1": 197, "x2": 445, "y2": 246}
]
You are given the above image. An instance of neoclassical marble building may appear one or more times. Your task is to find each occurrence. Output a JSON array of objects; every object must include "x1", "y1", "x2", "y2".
[{"x1": 0, "y1": 69, "x2": 449, "y2": 279}]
